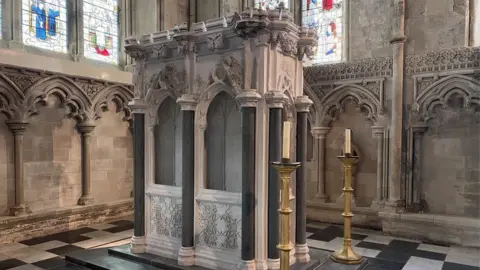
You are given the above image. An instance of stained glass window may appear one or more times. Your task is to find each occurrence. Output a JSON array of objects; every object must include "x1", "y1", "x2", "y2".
[
  {"x1": 83, "y1": 0, "x2": 119, "y2": 65},
  {"x1": 254, "y1": 0, "x2": 289, "y2": 11},
  {"x1": 22, "y1": 0, "x2": 68, "y2": 53},
  {"x1": 302, "y1": 0, "x2": 344, "y2": 64}
]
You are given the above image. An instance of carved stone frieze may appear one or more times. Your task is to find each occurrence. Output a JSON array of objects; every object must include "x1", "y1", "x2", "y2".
[
  {"x1": 207, "y1": 33, "x2": 224, "y2": 51},
  {"x1": 195, "y1": 201, "x2": 241, "y2": 250},
  {"x1": 146, "y1": 64, "x2": 187, "y2": 98},
  {"x1": 0, "y1": 64, "x2": 133, "y2": 123},
  {"x1": 4, "y1": 73, "x2": 40, "y2": 92},
  {"x1": 304, "y1": 57, "x2": 393, "y2": 83},
  {"x1": 149, "y1": 194, "x2": 182, "y2": 239},
  {"x1": 152, "y1": 44, "x2": 169, "y2": 60},
  {"x1": 405, "y1": 47, "x2": 480, "y2": 75}
]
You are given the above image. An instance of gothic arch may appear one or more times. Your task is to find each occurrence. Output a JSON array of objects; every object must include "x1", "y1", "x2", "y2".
[
  {"x1": 304, "y1": 83, "x2": 320, "y2": 125},
  {"x1": 196, "y1": 82, "x2": 238, "y2": 130},
  {"x1": 0, "y1": 73, "x2": 24, "y2": 119},
  {"x1": 146, "y1": 89, "x2": 181, "y2": 128},
  {"x1": 413, "y1": 75, "x2": 480, "y2": 123},
  {"x1": 90, "y1": 85, "x2": 133, "y2": 122},
  {"x1": 23, "y1": 75, "x2": 91, "y2": 122},
  {"x1": 319, "y1": 84, "x2": 381, "y2": 126}
]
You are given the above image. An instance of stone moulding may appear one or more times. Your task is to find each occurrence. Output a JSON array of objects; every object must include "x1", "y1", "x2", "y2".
[
  {"x1": 0, "y1": 63, "x2": 134, "y2": 124},
  {"x1": 303, "y1": 57, "x2": 393, "y2": 83},
  {"x1": 405, "y1": 46, "x2": 480, "y2": 75}
]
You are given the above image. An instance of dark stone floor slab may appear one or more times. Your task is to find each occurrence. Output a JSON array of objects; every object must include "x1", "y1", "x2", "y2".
[{"x1": 316, "y1": 259, "x2": 368, "y2": 270}]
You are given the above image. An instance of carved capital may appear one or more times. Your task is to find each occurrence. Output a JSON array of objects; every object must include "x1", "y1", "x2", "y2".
[
  {"x1": 264, "y1": 91, "x2": 287, "y2": 108},
  {"x1": 236, "y1": 90, "x2": 261, "y2": 108},
  {"x1": 311, "y1": 126, "x2": 330, "y2": 139},
  {"x1": 6, "y1": 121, "x2": 29, "y2": 135},
  {"x1": 125, "y1": 37, "x2": 147, "y2": 60},
  {"x1": 234, "y1": 8, "x2": 270, "y2": 39},
  {"x1": 411, "y1": 124, "x2": 428, "y2": 135},
  {"x1": 77, "y1": 122, "x2": 96, "y2": 134},
  {"x1": 128, "y1": 98, "x2": 148, "y2": 114},
  {"x1": 294, "y1": 95, "x2": 313, "y2": 112},
  {"x1": 177, "y1": 94, "x2": 198, "y2": 111}
]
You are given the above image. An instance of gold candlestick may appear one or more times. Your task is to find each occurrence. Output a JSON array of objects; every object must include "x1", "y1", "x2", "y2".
[
  {"x1": 330, "y1": 152, "x2": 363, "y2": 265},
  {"x1": 272, "y1": 160, "x2": 300, "y2": 270}
]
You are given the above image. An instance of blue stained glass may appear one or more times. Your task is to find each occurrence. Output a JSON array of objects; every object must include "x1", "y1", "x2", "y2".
[
  {"x1": 302, "y1": 0, "x2": 343, "y2": 64},
  {"x1": 83, "y1": 0, "x2": 119, "y2": 65},
  {"x1": 22, "y1": 0, "x2": 68, "y2": 53}
]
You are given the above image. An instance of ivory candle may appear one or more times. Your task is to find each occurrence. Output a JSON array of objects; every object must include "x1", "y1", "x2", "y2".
[
  {"x1": 345, "y1": 129, "x2": 352, "y2": 155},
  {"x1": 282, "y1": 121, "x2": 291, "y2": 159}
]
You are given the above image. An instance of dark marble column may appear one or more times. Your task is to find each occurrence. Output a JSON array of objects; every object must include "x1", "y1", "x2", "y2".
[
  {"x1": 177, "y1": 95, "x2": 197, "y2": 266},
  {"x1": 236, "y1": 91, "x2": 260, "y2": 269},
  {"x1": 130, "y1": 104, "x2": 147, "y2": 254},
  {"x1": 294, "y1": 96, "x2": 313, "y2": 263},
  {"x1": 265, "y1": 92, "x2": 286, "y2": 269}
]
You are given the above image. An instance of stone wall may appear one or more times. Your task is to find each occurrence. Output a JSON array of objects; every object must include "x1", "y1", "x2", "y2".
[{"x1": 0, "y1": 65, "x2": 134, "y2": 218}]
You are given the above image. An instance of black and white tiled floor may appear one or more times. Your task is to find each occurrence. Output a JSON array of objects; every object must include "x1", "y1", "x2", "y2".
[
  {"x1": 306, "y1": 222, "x2": 480, "y2": 270},
  {"x1": 0, "y1": 219, "x2": 133, "y2": 270}
]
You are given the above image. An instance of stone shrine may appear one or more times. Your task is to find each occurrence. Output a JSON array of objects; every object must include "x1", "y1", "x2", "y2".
[{"x1": 125, "y1": 6, "x2": 317, "y2": 270}]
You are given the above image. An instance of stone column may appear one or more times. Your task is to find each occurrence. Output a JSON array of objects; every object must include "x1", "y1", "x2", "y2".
[
  {"x1": 311, "y1": 127, "x2": 330, "y2": 202},
  {"x1": 177, "y1": 94, "x2": 197, "y2": 266},
  {"x1": 387, "y1": 0, "x2": 407, "y2": 210},
  {"x1": 264, "y1": 92, "x2": 286, "y2": 269},
  {"x1": 410, "y1": 125, "x2": 428, "y2": 212},
  {"x1": 294, "y1": 96, "x2": 313, "y2": 263},
  {"x1": 372, "y1": 126, "x2": 385, "y2": 208},
  {"x1": 77, "y1": 122, "x2": 95, "y2": 205},
  {"x1": 237, "y1": 91, "x2": 261, "y2": 270},
  {"x1": 129, "y1": 99, "x2": 147, "y2": 254},
  {"x1": 8, "y1": 0, "x2": 24, "y2": 49},
  {"x1": 7, "y1": 121, "x2": 30, "y2": 216}
]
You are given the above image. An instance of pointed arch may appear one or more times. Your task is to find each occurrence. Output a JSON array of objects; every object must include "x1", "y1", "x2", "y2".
[
  {"x1": 304, "y1": 83, "x2": 321, "y2": 125},
  {"x1": 90, "y1": 84, "x2": 134, "y2": 122},
  {"x1": 319, "y1": 84, "x2": 381, "y2": 126},
  {"x1": 196, "y1": 82, "x2": 238, "y2": 130},
  {"x1": 414, "y1": 75, "x2": 480, "y2": 122},
  {"x1": 0, "y1": 73, "x2": 25, "y2": 119},
  {"x1": 23, "y1": 75, "x2": 91, "y2": 122}
]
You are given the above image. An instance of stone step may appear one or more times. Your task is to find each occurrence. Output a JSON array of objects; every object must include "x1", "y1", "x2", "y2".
[{"x1": 65, "y1": 247, "x2": 163, "y2": 270}]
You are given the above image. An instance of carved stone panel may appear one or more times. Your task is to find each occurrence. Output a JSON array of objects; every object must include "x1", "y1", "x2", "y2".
[
  {"x1": 149, "y1": 194, "x2": 182, "y2": 239},
  {"x1": 195, "y1": 201, "x2": 241, "y2": 250}
]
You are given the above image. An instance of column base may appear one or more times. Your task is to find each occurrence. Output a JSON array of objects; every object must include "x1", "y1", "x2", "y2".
[
  {"x1": 8, "y1": 40, "x2": 25, "y2": 50},
  {"x1": 9, "y1": 204, "x2": 31, "y2": 216},
  {"x1": 255, "y1": 260, "x2": 268, "y2": 270},
  {"x1": 177, "y1": 246, "x2": 195, "y2": 266},
  {"x1": 267, "y1": 258, "x2": 279, "y2": 270},
  {"x1": 295, "y1": 244, "x2": 310, "y2": 263},
  {"x1": 314, "y1": 193, "x2": 328, "y2": 203},
  {"x1": 371, "y1": 200, "x2": 385, "y2": 210},
  {"x1": 384, "y1": 200, "x2": 405, "y2": 213},
  {"x1": 237, "y1": 259, "x2": 256, "y2": 270},
  {"x1": 130, "y1": 236, "x2": 146, "y2": 254},
  {"x1": 78, "y1": 195, "x2": 94, "y2": 205}
]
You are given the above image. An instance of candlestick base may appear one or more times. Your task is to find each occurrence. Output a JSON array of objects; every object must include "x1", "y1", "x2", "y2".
[
  {"x1": 331, "y1": 245, "x2": 364, "y2": 265},
  {"x1": 317, "y1": 258, "x2": 368, "y2": 270}
]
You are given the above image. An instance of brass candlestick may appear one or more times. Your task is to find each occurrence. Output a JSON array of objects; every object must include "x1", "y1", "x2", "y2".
[
  {"x1": 272, "y1": 159, "x2": 301, "y2": 270},
  {"x1": 330, "y1": 152, "x2": 363, "y2": 265}
]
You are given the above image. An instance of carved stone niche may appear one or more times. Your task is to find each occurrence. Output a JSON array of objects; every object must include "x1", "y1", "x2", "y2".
[{"x1": 335, "y1": 144, "x2": 361, "y2": 208}]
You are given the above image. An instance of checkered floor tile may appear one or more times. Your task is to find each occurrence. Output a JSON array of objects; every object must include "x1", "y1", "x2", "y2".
[
  {"x1": 306, "y1": 222, "x2": 480, "y2": 270},
  {"x1": 0, "y1": 218, "x2": 133, "y2": 269}
]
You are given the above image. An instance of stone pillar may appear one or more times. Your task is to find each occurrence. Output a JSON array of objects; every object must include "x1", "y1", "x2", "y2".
[
  {"x1": 8, "y1": 0, "x2": 24, "y2": 49},
  {"x1": 177, "y1": 94, "x2": 197, "y2": 266},
  {"x1": 129, "y1": 99, "x2": 147, "y2": 254},
  {"x1": 7, "y1": 121, "x2": 30, "y2": 216},
  {"x1": 77, "y1": 122, "x2": 96, "y2": 205},
  {"x1": 237, "y1": 91, "x2": 261, "y2": 270},
  {"x1": 311, "y1": 127, "x2": 330, "y2": 202},
  {"x1": 410, "y1": 125, "x2": 428, "y2": 212},
  {"x1": 264, "y1": 92, "x2": 286, "y2": 269},
  {"x1": 387, "y1": 0, "x2": 407, "y2": 210},
  {"x1": 372, "y1": 126, "x2": 385, "y2": 208},
  {"x1": 294, "y1": 96, "x2": 313, "y2": 263}
]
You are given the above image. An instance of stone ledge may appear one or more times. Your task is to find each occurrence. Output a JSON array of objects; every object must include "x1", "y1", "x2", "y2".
[
  {"x1": 306, "y1": 201, "x2": 381, "y2": 230},
  {"x1": 379, "y1": 212, "x2": 480, "y2": 248},
  {"x1": 0, "y1": 199, "x2": 133, "y2": 244}
]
